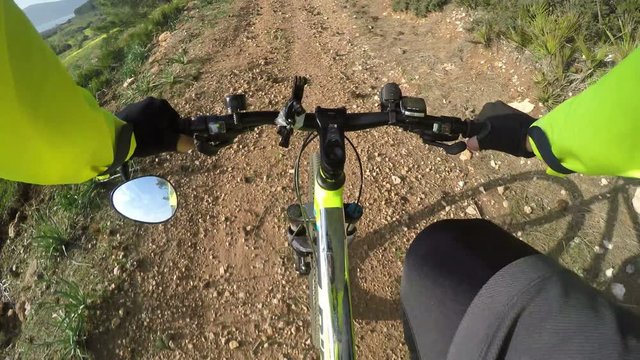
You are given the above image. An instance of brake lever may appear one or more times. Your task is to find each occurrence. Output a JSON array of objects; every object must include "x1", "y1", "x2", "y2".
[
  {"x1": 196, "y1": 140, "x2": 221, "y2": 156},
  {"x1": 292, "y1": 76, "x2": 308, "y2": 102},
  {"x1": 277, "y1": 126, "x2": 293, "y2": 148},
  {"x1": 276, "y1": 76, "x2": 309, "y2": 148},
  {"x1": 190, "y1": 117, "x2": 238, "y2": 156},
  {"x1": 419, "y1": 129, "x2": 468, "y2": 155},
  {"x1": 194, "y1": 133, "x2": 230, "y2": 156},
  {"x1": 422, "y1": 139, "x2": 468, "y2": 155}
]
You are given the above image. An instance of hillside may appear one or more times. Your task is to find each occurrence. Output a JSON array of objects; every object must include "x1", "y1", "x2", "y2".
[{"x1": 23, "y1": 0, "x2": 88, "y2": 31}]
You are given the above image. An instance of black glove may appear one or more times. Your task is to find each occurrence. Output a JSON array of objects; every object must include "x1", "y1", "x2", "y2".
[
  {"x1": 475, "y1": 101, "x2": 536, "y2": 158},
  {"x1": 116, "y1": 97, "x2": 183, "y2": 157}
]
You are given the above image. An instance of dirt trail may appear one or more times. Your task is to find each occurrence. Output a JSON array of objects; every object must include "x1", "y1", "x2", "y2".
[{"x1": 88, "y1": 0, "x2": 640, "y2": 359}]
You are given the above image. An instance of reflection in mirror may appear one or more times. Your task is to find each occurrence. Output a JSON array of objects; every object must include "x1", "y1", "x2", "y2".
[{"x1": 111, "y1": 176, "x2": 178, "y2": 224}]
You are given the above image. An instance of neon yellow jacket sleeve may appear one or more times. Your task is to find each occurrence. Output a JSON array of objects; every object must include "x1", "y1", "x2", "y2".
[
  {"x1": 0, "y1": 1, "x2": 135, "y2": 185},
  {"x1": 529, "y1": 48, "x2": 640, "y2": 178}
]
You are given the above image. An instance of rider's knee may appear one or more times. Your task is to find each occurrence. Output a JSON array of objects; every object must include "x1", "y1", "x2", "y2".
[
  {"x1": 407, "y1": 219, "x2": 494, "y2": 261},
  {"x1": 403, "y1": 219, "x2": 502, "y2": 283}
]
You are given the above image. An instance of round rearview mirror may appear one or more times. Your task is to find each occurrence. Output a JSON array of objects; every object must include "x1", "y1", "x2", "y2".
[{"x1": 111, "y1": 176, "x2": 178, "y2": 224}]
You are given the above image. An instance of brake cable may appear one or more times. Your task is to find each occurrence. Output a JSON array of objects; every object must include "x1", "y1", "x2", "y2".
[
  {"x1": 344, "y1": 135, "x2": 364, "y2": 205},
  {"x1": 294, "y1": 132, "x2": 319, "y2": 237}
]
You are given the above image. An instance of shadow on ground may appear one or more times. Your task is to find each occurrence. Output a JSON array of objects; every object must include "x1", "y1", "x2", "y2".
[{"x1": 351, "y1": 171, "x2": 640, "y2": 321}]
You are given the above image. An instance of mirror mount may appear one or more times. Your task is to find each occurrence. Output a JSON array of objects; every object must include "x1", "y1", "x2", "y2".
[{"x1": 120, "y1": 163, "x2": 132, "y2": 182}]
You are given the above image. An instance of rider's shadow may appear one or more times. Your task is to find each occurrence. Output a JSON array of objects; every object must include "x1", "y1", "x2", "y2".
[
  {"x1": 350, "y1": 171, "x2": 640, "y2": 321},
  {"x1": 608, "y1": 254, "x2": 640, "y2": 310},
  {"x1": 601, "y1": 181, "x2": 640, "y2": 310}
]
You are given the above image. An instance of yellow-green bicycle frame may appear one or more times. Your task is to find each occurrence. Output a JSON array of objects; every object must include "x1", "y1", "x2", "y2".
[{"x1": 312, "y1": 175, "x2": 356, "y2": 359}]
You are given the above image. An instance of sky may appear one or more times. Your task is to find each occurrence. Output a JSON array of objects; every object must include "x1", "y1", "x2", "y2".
[
  {"x1": 13, "y1": 0, "x2": 58, "y2": 9},
  {"x1": 112, "y1": 177, "x2": 176, "y2": 223}
]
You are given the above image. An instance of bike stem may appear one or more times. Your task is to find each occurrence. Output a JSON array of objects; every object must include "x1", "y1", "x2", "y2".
[{"x1": 316, "y1": 107, "x2": 347, "y2": 191}]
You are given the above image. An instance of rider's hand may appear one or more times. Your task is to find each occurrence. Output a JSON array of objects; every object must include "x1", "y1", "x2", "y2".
[
  {"x1": 117, "y1": 97, "x2": 194, "y2": 157},
  {"x1": 466, "y1": 101, "x2": 536, "y2": 158}
]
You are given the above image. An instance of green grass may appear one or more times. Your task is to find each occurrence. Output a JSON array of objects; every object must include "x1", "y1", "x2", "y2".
[
  {"x1": 525, "y1": 2, "x2": 579, "y2": 58},
  {"x1": 56, "y1": 0, "x2": 231, "y2": 98},
  {"x1": 119, "y1": 72, "x2": 155, "y2": 105},
  {"x1": 27, "y1": 279, "x2": 91, "y2": 359},
  {"x1": 392, "y1": 0, "x2": 449, "y2": 16},
  {"x1": 62, "y1": 29, "x2": 118, "y2": 68},
  {"x1": 605, "y1": 13, "x2": 640, "y2": 63},
  {"x1": 0, "y1": 179, "x2": 18, "y2": 220},
  {"x1": 15, "y1": 186, "x2": 109, "y2": 358},
  {"x1": 169, "y1": 48, "x2": 189, "y2": 65},
  {"x1": 121, "y1": 43, "x2": 149, "y2": 79},
  {"x1": 30, "y1": 182, "x2": 98, "y2": 260},
  {"x1": 470, "y1": 17, "x2": 494, "y2": 46},
  {"x1": 24, "y1": 184, "x2": 95, "y2": 261},
  {"x1": 13, "y1": 205, "x2": 118, "y2": 359},
  {"x1": 51, "y1": 279, "x2": 90, "y2": 359},
  {"x1": 53, "y1": 182, "x2": 100, "y2": 216},
  {"x1": 33, "y1": 213, "x2": 70, "y2": 258},
  {"x1": 70, "y1": 0, "x2": 189, "y2": 96},
  {"x1": 44, "y1": 13, "x2": 104, "y2": 56}
]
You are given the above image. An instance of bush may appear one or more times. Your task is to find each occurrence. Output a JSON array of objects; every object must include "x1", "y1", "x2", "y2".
[
  {"x1": 50, "y1": 42, "x2": 73, "y2": 55},
  {"x1": 392, "y1": 0, "x2": 451, "y2": 16},
  {"x1": 71, "y1": 0, "x2": 188, "y2": 97},
  {"x1": 450, "y1": 0, "x2": 640, "y2": 108},
  {"x1": 454, "y1": 0, "x2": 492, "y2": 9},
  {"x1": 390, "y1": 0, "x2": 639, "y2": 108},
  {"x1": 148, "y1": 0, "x2": 187, "y2": 29}
]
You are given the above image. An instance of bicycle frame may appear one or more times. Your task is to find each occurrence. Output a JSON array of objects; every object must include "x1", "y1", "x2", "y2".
[
  {"x1": 300, "y1": 107, "x2": 358, "y2": 359},
  {"x1": 312, "y1": 178, "x2": 355, "y2": 359}
]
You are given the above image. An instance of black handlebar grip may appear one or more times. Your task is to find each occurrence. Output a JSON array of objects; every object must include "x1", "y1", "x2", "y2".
[
  {"x1": 466, "y1": 120, "x2": 489, "y2": 138},
  {"x1": 179, "y1": 117, "x2": 194, "y2": 135},
  {"x1": 181, "y1": 116, "x2": 212, "y2": 135}
]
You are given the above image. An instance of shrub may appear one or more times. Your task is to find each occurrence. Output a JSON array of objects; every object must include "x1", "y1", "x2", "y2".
[
  {"x1": 50, "y1": 42, "x2": 73, "y2": 55},
  {"x1": 392, "y1": 0, "x2": 451, "y2": 16},
  {"x1": 71, "y1": 0, "x2": 188, "y2": 97},
  {"x1": 121, "y1": 43, "x2": 149, "y2": 79},
  {"x1": 448, "y1": 0, "x2": 640, "y2": 108},
  {"x1": 148, "y1": 0, "x2": 187, "y2": 29}
]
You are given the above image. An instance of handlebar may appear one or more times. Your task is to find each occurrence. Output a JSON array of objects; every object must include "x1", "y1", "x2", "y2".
[
  {"x1": 181, "y1": 78, "x2": 488, "y2": 157},
  {"x1": 188, "y1": 111, "x2": 483, "y2": 134},
  {"x1": 185, "y1": 110, "x2": 484, "y2": 154}
]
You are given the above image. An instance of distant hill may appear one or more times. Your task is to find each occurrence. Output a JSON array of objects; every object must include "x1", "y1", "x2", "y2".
[
  {"x1": 73, "y1": 0, "x2": 97, "y2": 16},
  {"x1": 23, "y1": 0, "x2": 89, "y2": 30}
]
